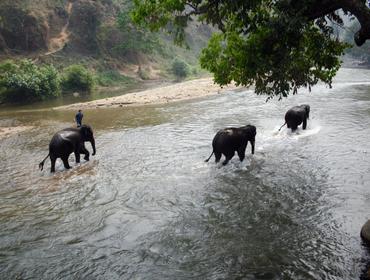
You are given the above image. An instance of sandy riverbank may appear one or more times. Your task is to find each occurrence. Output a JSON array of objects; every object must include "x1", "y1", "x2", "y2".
[{"x1": 54, "y1": 78, "x2": 241, "y2": 110}]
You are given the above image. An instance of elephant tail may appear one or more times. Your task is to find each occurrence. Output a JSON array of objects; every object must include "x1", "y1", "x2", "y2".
[
  {"x1": 278, "y1": 122, "x2": 286, "y2": 131},
  {"x1": 204, "y1": 151, "x2": 214, "y2": 162},
  {"x1": 39, "y1": 153, "x2": 49, "y2": 171}
]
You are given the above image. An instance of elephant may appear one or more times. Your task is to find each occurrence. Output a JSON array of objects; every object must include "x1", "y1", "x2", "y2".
[
  {"x1": 39, "y1": 125, "x2": 96, "y2": 173},
  {"x1": 205, "y1": 125, "x2": 256, "y2": 165},
  {"x1": 279, "y1": 104, "x2": 310, "y2": 132}
]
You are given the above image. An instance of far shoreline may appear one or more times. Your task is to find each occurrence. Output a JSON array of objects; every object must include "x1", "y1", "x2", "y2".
[
  {"x1": 0, "y1": 78, "x2": 241, "y2": 139},
  {"x1": 53, "y1": 78, "x2": 241, "y2": 111}
]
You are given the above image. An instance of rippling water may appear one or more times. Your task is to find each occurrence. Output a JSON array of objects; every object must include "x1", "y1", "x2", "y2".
[{"x1": 1, "y1": 68, "x2": 370, "y2": 279}]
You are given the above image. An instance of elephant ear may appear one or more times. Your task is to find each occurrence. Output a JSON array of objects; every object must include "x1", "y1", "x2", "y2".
[
  {"x1": 242, "y1": 125, "x2": 256, "y2": 137},
  {"x1": 80, "y1": 125, "x2": 90, "y2": 139},
  {"x1": 251, "y1": 125, "x2": 257, "y2": 136},
  {"x1": 245, "y1": 125, "x2": 256, "y2": 136},
  {"x1": 80, "y1": 125, "x2": 93, "y2": 140}
]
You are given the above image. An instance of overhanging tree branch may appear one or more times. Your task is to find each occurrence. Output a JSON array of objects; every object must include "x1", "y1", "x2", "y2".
[
  {"x1": 132, "y1": 0, "x2": 370, "y2": 98},
  {"x1": 338, "y1": 0, "x2": 370, "y2": 46}
]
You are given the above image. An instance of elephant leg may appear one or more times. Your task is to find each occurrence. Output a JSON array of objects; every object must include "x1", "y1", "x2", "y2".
[
  {"x1": 62, "y1": 156, "x2": 71, "y2": 169},
  {"x1": 302, "y1": 117, "x2": 307, "y2": 130},
  {"x1": 237, "y1": 145, "x2": 247, "y2": 162},
  {"x1": 222, "y1": 151, "x2": 234, "y2": 166},
  {"x1": 50, "y1": 156, "x2": 56, "y2": 173},
  {"x1": 250, "y1": 140, "x2": 255, "y2": 155},
  {"x1": 75, "y1": 151, "x2": 81, "y2": 163},
  {"x1": 214, "y1": 152, "x2": 222, "y2": 163},
  {"x1": 80, "y1": 145, "x2": 90, "y2": 161}
]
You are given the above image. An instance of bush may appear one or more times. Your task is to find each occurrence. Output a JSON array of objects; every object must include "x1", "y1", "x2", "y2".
[
  {"x1": 191, "y1": 66, "x2": 199, "y2": 75},
  {"x1": 0, "y1": 60, "x2": 18, "y2": 74},
  {"x1": 61, "y1": 64, "x2": 95, "y2": 92},
  {"x1": 171, "y1": 58, "x2": 190, "y2": 80},
  {"x1": 0, "y1": 59, "x2": 60, "y2": 102}
]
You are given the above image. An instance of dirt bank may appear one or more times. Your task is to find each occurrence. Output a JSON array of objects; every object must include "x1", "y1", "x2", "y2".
[{"x1": 54, "y1": 78, "x2": 240, "y2": 110}]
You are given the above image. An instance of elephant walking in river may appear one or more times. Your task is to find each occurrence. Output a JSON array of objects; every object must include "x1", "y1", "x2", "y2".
[
  {"x1": 39, "y1": 125, "x2": 96, "y2": 173},
  {"x1": 205, "y1": 125, "x2": 256, "y2": 165},
  {"x1": 279, "y1": 104, "x2": 310, "y2": 132}
]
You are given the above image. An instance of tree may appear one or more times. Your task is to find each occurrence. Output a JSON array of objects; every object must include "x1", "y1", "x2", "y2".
[
  {"x1": 132, "y1": 0, "x2": 370, "y2": 99},
  {"x1": 0, "y1": 60, "x2": 60, "y2": 103},
  {"x1": 61, "y1": 64, "x2": 95, "y2": 92}
]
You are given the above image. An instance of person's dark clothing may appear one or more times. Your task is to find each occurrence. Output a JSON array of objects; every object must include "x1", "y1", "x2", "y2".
[{"x1": 75, "y1": 112, "x2": 83, "y2": 127}]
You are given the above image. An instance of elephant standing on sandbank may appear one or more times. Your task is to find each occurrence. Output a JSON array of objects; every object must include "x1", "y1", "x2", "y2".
[
  {"x1": 279, "y1": 104, "x2": 310, "y2": 132},
  {"x1": 39, "y1": 125, "x2": 96, "y2": 173},
  {"x1": 205, "y1": 125, "x2": 256, "y2": 165}
]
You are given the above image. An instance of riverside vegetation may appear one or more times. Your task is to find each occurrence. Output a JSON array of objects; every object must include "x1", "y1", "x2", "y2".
[
  {"x1": 0, "y1": 60, "x2": 95, "y2": 103},
  {"x1": 0, "y1": 58, "x2": 195, "y2": 104}
]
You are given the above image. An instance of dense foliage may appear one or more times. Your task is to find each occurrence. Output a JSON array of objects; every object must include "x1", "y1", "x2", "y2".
[
  {"x1": 132, "y1": 0, "x2": 370, "y2": 99},
  {"x1": 171, "y1": 58, "x2": 190, "y2": 79},
  {"x1": 0, "y1": 60, "x2": 60, "y2": 102},
  {"x1": 61, "y1": 64, "x2": 95, "y2": 92},
  {"x1": 0, "y1": 61, "x2": 100, "y2": 103}
]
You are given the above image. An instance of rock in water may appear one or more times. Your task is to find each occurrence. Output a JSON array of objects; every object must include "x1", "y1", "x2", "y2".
[{"x1": 361, "y1": 220, "x2": 370, "y2": 244}]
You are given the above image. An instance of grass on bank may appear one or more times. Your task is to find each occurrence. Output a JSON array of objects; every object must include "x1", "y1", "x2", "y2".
[{"x1": 96, "y1": 69, "x2": 135, "y2": 87}]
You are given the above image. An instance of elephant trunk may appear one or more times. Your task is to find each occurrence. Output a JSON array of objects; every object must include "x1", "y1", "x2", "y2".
[
  {"x1": 250, "y1": 140, "x2": 255, "y2": 154},
  {"x1": 90, "y1": 138, "x2": 96, "y2": 155}
]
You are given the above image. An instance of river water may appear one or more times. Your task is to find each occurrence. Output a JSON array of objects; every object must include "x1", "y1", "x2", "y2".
[{"x1": 1, "y1": 68, "x2": 370, "y2": 279}]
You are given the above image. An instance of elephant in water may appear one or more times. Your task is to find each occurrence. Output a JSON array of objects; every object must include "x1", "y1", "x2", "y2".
[
  {"x1": 279, "y1": 104, "x2": 310, "y2": 132},
  {"x1": 39, "y1": 125, "x2": 96, "y2": 173},
  {"x1": 205, "y1": 125, "x2": 256, "y2": 165}
]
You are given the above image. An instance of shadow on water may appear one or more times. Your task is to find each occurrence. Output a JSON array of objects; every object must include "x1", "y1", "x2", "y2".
[{"x1": 1, "y1": 68, "x2": 370, "y2": 279}]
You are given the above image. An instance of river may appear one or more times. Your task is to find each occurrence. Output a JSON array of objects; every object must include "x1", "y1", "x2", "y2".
[{"x1": 1, "y1": 68, "x2": 370, "y2": 279}]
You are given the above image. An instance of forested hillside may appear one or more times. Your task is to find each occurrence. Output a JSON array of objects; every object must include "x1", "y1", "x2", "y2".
[{"x1": 0, "y1": 0, "x2": 211, "y2": 83}]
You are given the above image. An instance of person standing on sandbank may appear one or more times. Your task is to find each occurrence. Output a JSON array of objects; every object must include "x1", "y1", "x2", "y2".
[{"x1": 75, "y1": 109, "x2": 83, "y2": 127}]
